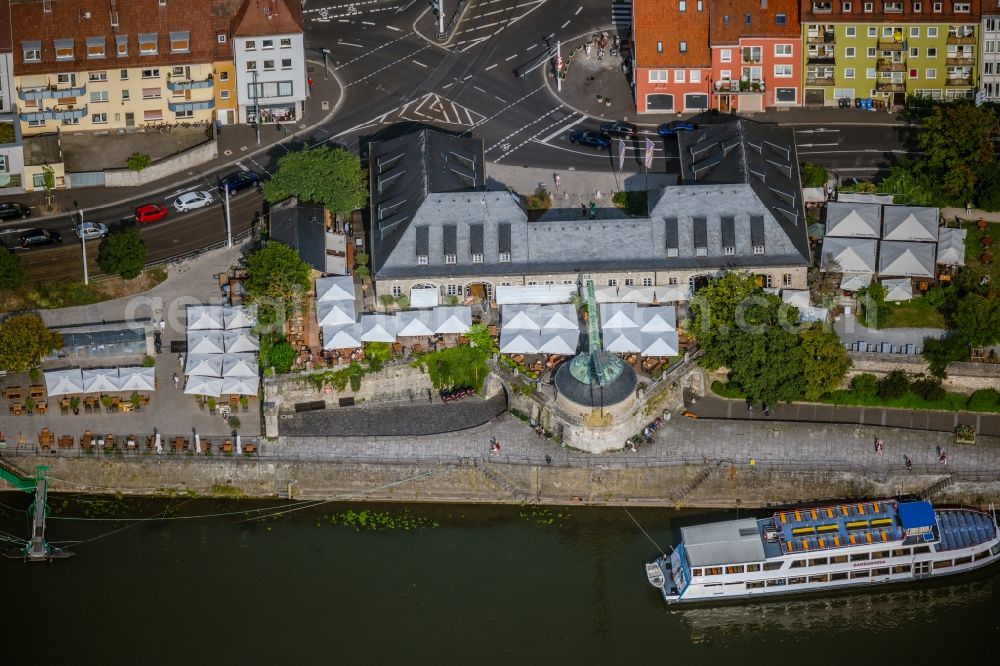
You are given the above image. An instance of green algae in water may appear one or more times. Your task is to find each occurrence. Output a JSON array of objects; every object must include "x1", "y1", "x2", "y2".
[
  {"x1": 518, "y1": 507, "x2": 571, "y2": 526},
  {"x1": 327, "y1": 509, "x2": 439, "y2": 531}
]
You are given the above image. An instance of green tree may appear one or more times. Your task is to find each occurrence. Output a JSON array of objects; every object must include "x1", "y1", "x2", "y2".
[
  {"x1": 922, "y1": 335, "x2": 969, "y2": 377},
  {"x1": 689, "y1": 271, "x2": 761, "y2": 370},
  {"x1": 97, "y1": 228, "x2": 148, "y2": 279},
  {"x1": 466, "y1": 323, "x2": 497, "y2": 352},
  {"x1": 261, "y1": 146, "x2": 367, "y2": 215},
  {"x1": 268, "y1": 341, "x2": 296, "y2": 374},
  {"x1": 724, "y1": 296, "x2": 805, "y2": 405},
  {"x1": 364, "y1": 341, "x2": 392, "y2": 371},
  {"x1": 244, "y1": 242, "x2": 312, "y2": 326},
  {"x1": 800, "y1": 162, "x2": 828, "y2": 188},
  {"x1": 951, "y1": 294, "x2": 1000, "y2": 348},
  {"x1": 354, "y1": 250, "x2": 371, "y2": 282},
  {"x1": 127, "y1": 152, "x2": 152, "y2": 172},
  {"x1": 877, "y1": 369, "x2": 910, "y2": 399},
  {"x1": 916, "y1": 104, "x2": 998, "y2": 206},
  {"x1": 0, "y1": 314, "x2": 63, "y2": 372},
  {"x1": 856, "y1": 282, "x2": 887, "y2": 328},
  {"x1": 799, "y1": 324, "x2": 853, "y2": 400},
  {"x1": 41, "y1": 164, "x2": 55, "y2": 197},
  {"x1": 0, "y1": 247, "x2": 24, "y2": 291}
]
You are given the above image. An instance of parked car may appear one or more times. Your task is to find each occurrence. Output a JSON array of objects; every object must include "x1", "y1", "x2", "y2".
[
  {"x1": 570, "y1": 130, "x2": 611, "y2": 149},
  {"x1": 75, "y1": 221, "x2": 109, "y2": 240},
  {"x1": 657, "y1": 120, "x2": 698, "y2": 136},
  {"x1": 173, "y1": 190, "x2": 215, "y2": 212},
  {"x1": 18, "y1": 228, "x2": 62, "y2": 248},
  {"x1": 0, "y1": 202, "x2": 32, "y2": 221},
  {"x1": 218, "y1": 170, "x2": 260, "y2": 195},
  {"x1": 599, "y1": 120, "x2": 638, "y2": 138},
  {"x1": 134, "y1": 204, "x2": 168, "y2": 224}
]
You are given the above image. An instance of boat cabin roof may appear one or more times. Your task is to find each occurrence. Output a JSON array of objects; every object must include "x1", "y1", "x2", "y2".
[
  {"x1": 681, "y1": 518, "x2": 767, "y2": 567},
  {"x1": 771, "y1": 500, "x2": 905, "y2": 555}
]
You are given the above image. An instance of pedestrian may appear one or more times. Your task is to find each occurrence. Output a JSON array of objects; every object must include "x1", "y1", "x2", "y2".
[
  {"x1": 580, "y1": 203, "x2": 587, "y2": 218},
  {"x1": 553, "y1": 172, "x2": 560, "y2": 189},
  {"x1": 172, "y1": 373, "x2": 179, "y2": 389},
  {"x1": 545, "y1": 455, "x2": 552, "y2": 465},
  {"x1": 589, "y1": 202, "x2": 596, "y2": 219},
  {"x1": 308, "y1": 77, "x2": 314, "y2": 91},
  {"x1": 904, "y1": 455, "x2": 912, "y2": 471},
  {"x1": 159, "y1": 319, "x2": 166, "y2": 334},
  {"x1": 966, "y1": 202, "x2": 972, "y2": 215},
  {"x1": 178, "y1": 353, "x2": 184, "y2": 367},
  {"x1": 495, "y1": 441, "x2": 501, "y2": 455},
  {"x1": 939, "y1": 449, "x2": 948, "y2": 465}
]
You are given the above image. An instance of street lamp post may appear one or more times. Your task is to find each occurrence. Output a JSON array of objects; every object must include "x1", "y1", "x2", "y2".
[
  {"x1": 252, "y1": 69, "x2": 260, "y2": 146},
  {"x1": 223, "y1": 184, "x2": 233, "y2": 249},
  {"x1": 321, "y1": 48, "x2": 331, "y2": 76},
  {"x1": 75, "y1": 201, "x2": 88, "y2": 285},
  {"x1": 438, "y1": 1, "x2": 444, "y2": 35}
]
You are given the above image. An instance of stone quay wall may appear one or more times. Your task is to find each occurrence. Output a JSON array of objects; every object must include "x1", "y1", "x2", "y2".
[{"x1": 845, "y1": 354, "x2": 1000, "y2": 393}]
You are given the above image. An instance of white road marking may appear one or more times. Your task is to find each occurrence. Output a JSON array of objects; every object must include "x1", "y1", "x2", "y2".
[
  {"x1": 396, "y1": 0, "x2": 417, "y2": 13},
  {"x1": 387, "y1": 25, "x2": 402, "y2": 31},
  {"x1": 457, "y1": 36, "x2": 491, "y2": 52},
  {"x1": 537, "y1": 114, "x2": 584, "y2": 143},
  {"x1": 495, "y1": 95, "x2": 506, "y2": 102},
  {"x1": 505, "y1": 53, "x2": 517, "y2": 61},
  {"x1": 796, "y1": 128, "x2": 841, "y2": 133},
  {"x1": 473, "y1": 84, "x2": 545, "y2": 129},
  {"x1": 338, "y1": 42, "x2": 364, "y2": 48},
  {"x1": 463, "y1": 74, "x2": 473, "y2": 80},
  {"x1": 344, "y1": 44, "x2": 431, "y2": 85},
  {"x1": 561, "y1": 20, "x2": 570, "y2": 28},
  {"x1": 526, "y1": 43, "x2": 538, "y2": 51},
  {"x1": 412, "y1": 60, "x2": 428, "y2": 67},
  {"x1": 486, "y1": 105, "x2": 563, "y2": 152},
  {"x1": 484, "y1": 63, "x2": 497, "y2": 71},
  {"x1": 575, "y1": 6, "x2": 582, "y2": 15},
  {"x1": 334, "y1": 33, "x2": 413, "y2": 71},
  {"x1": 474, "y1": 86, "x2": 487, "y2": 93},
  {"x1": 496, "y1": 113, "x2": 581, "y2": 162},
  {"x1": 362, "y1": 21, "x2": 376, "y2": 26},
  {"x1": 797, "y1": 143, "x2": 839, "y2": 148}
]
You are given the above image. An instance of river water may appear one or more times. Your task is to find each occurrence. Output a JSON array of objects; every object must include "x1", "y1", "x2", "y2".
[{"x1": 4, "y1": 495, "x2": 999, "y2": 664}]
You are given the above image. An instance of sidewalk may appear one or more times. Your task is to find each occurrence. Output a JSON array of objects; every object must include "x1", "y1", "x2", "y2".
[{"x1": 0, "y1": 60, "x2": 343, "y2": 221}]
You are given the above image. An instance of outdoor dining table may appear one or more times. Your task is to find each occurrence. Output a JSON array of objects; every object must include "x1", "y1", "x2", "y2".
[
  {"x1": 38, "y1": 429, "x2": 52, "y2": 449},
  {"x1": 58, "y1": 435, "x2": 74, "y2": 449},
  {"x1": 172, "y1": 437, "x2": 187, "y2": 452},
  {"x1": 28, "y1": 385, "x2": 46, "y2": 400},
  {"x1": 222, "y1": 440, "x2": 233, "y2": 454},
  {"x1": 4, "y1": 387, "x2": 24, "y2": 401}
]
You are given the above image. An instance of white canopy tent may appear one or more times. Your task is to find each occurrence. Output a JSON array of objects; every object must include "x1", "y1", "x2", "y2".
[
  {"x1": 937, "y1": 227, "x2": 967, "y2": 266},
  {"x1": 654, "y1": 285, "x2": 691, "y2": 303},
  {"x1": 603, "y1": 328, "x2": 642, "y2": 354},
  {"x1": 185, "y1": 354, "x2": 225, "y2": 377},
  {"x1": 600, "y1": 302, "x2": 640, "y2": 330},
  {"x1": 638, "y1": 306, "x2": 676, "y2": 333},
  {"x1": 360, "y1": 314, "x2": 398, "y2": 343},
  {"x1": 499, "y1": 330, "x2": 541, "y2": 354},
  {"x1": 223, "y1": 329, "x2": 260, "y2": 354},
  {"x1": 322, "y1": 323, "x2": 362, "y2": 350},
  {"x1": 502, "y1": 304, "x2": 542, "y2": 331},
  {"x1": 840, "y1": 272, "x2": 873, "y2": 292},
  {"x1": 878, "y1": 241, "x2": 936, "y2": 278},
  {"x1": 221, "y1": 353, "x2": 259, "y2": 379},
  {"x1": 410, "y1": 287, "x2": 439, "y2": 308},
  {"x1": 825, "y1": 202, "x2": 881, "y2": 238},
  {"x1": 220, "y1": 376, "x2": 260, "y2": 395},
  {"x1": 187, "y1": 330, "x2": 226, "y2": 355},
  {"x1": 117, "y1": 366, "x2": 156, "y2": 392},
  {"x1": 396, "y1": 310, "x2": 436, "y2": 337},
  {"x1": 222, "y1": 306, "x2": 257, "y2": 331},
  {"x1": 820, "y1": 236, "x2": 878, "y2": 273},
  {"x1": 184, "y1": 376, "x2": 223, "y2": 398},
  {"x1": 882, "y1": 278, "x2": 914, "y2": 302},
  {"x1": 640, "y1": 331, "x2": 679, "y2": 357},
  {"x1": 186, "y1": 305, "x2": 225, "y2": 330},
  {"x1": 495, "y1": 284, "x2": 576, "y2": 305},
  {"x1": 317, "y1": 302, "x2": 356, "y2": 327},
  {"x1": 781, "y1": 289, "x2": 811, "y2": 310},
  {"x1": 81, "y1": 368, "x2": 120, "y2": 394},
  {"x1": 432, "y1": 306, "x2": 472, "y2": 334},
  {"x1": 594, "y1": 286, "x2": 619, "y2": 303},
  {"x1": 618, "y1": 286, "x2": 657, "y2": 304},
  {"x1": 538, "y1": 329, "x2": 579, "y2": 355},
  {"x1": 882, "y1": 206, "x2": 938, "y2": 242},
  {"x1": 44, "y1": 368, "x2": 84, "y2": 396},
  {"x1": 316, "y1": 275, "x2": 356, "y2": 303},
  {"x1": 536, "y1": 304, "x2": 578, "y2": 330}
]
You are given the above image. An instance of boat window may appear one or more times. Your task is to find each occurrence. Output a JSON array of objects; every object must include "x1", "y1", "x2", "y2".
[
  {"x1": 808, "y1": 557, "x2": 828, "y2": 566},
  {"x1": 724, "y1": 582, "x2": 744, "y2": 588},
  {"x1": 747, "y1": 581, "x2": 765, "y2": 589},
  {"x1": 746, "y1": 563, "x2": 761, "y2": 572},
  {"x1": 725, "y1": 565, "x2": 745, "y2": 574},
  {"x1": 974, "y1": 550, "x2": 991, "y2": 561},
  {"x1": 787, "y1": 576, "x2": 807, "y2": 585},
  {"x1": 765, "y1": 578, "x2": 787, "y2": 586},
  {"x1": 871, "y1": 567, "x2": 890, "y2": 576},
  {"x1": 953, "y1": 556, "x2": 972, "y2": 565},
  {"x1": 850, "y1": 553, "x2": 869, "y2": 561},
  {"x1": 891, "y1": 564, "x2": 911, "y2": 574},
  {"x1": 850, "y1": 570, "x2": 869, "y2": 579},
  {"x1": 808, "y1": 574, "x2": 828, "y2": 583},
  {"x1": 763, "y1": 561, "x2": 784, "y2": 571},
  {"x1": 891, "y1": 548, "x2": 910, "y2": 557},
  {"x1": 913, "y1": 546, "x2": 931, "y2": 554},
  {"x1": 933, "y1": 560, "x2": 952, "y2": 570},
  {"x1": 691, "y1": 568, "x2": 703, "y2": 577},
  {"x1": 870, "y1": 550, "x2": 889, "y2": 559},
  {"x1": 703, "y1": 583, "x2": 723, "y2": 587},
  {"x1": 830, "y1": 555, "x2": 848, "y2": 564},
  {"x1": 789, "y1": 559, "x2": 808, "y2": 568},
  {"x1": 704, "y1": 567, "x2": 723, "y2": 576},
  {"x1": 831, "y1": 572, "x2": 848, "y2": 580}
]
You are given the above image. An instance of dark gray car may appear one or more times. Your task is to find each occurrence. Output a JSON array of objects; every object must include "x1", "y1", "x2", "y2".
[
  {"x1": 18, "y1": 228, "x2": 62, "y2": 248},
  {"x1": 0, "y1": 202, "x2": 31, "y2": 221}
]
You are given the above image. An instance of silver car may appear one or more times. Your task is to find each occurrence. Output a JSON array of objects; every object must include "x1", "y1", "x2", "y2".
[
  {"x1": 75, "y1": 221, "x2": 109, "y2": 240},
  {"x1": 173, "y1": 190, "x2": 215, "y2": 212}
]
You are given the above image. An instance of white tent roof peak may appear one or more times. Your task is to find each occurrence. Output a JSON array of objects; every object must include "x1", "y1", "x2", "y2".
[
  {"x1": 603, "y1": 327, "x2": 642, "y2": 353},
  {"x1": 220, "y1": 376, "x2": 260, "y2": 396},
  {"x1": 882, "y1": 278, "x2": 914, "y2": 302},
  {"x1": 538, "y1": 329, "x2": 579, "y2": 355},
  {"x1": 316, "y1": 275, "x2": 356, "y2": 303},
  {"x1": 781, "y1": 289, "x2": 811, "y2": 310},
  {"x1": 322, "y1": 323, "x2": 362, "y2": 350},
  {"x1": 184, "y1": 376, "x2": 224, "y2": 398},
  {"x1": 317, "y1": 301, "x2": 356, "y2": 327},
  {"x1": 820, "y1": 236, "x2": 877, "y2": 274},
  {"x1": 638, "y1": 306, "x2": 676, "y2": 333},
  {"x1": 878, "y1": 241, "x2": 936, "y2": 278},
  {"x1": 600, "y1": 302, "x2": 639, "y2": 330},
  {"x1": 185, "y1": 354, "x2": 225, "y2": 377},
  {"x1": 825, "y1": 202, "x2": 881, "y2": 238},
  {"x1": 44, "y1": 368, "x2": 84, "y2": 396},
  {"x1": 840, "y1": 272, "x2": 873, "y2": 292},
  {"x1": 222, "y1": 305, "x2": 257, "y2": 331},
  {"x1": 618, "y1": 286, "x2": 656, "y2": 304},
  {"x1": 640, "y1": 331, "x2": 679, "y2": 357},
  {"x1": 503, "y1": 304, "x2": 541, "y2": 331},
  {"x1": 537, "y1": 304, "x2": 579, "y2": 331},
  {"x1": 221, "y1": 353, "x2": 259, "y2": 378},
  {"x1": 432, "y1": 306, "x2": 472, "y2": 334},
  {"x1": 82, "y1": 368, "x2": 120, "y2": 393},
  {"x1": 186, "y1": 305, "x2": 226, "y2": 330},
  {"x1": 187, "y1": 330, "x2": 226, "y2": 355},
  {"x1": 937, "y1": 227, "x2": 967, "y2": 266},
  {"x1": 499, "y1": 329, "x2": 542, "y2": 354},
  {"x1": 882, "y1": 205, "x2": 938, "y2": 242},
  {"x1": 396, "y1": 310, "x2": 436, "y2": 337},
  {"x1": 223, "y1": 328, "x2": 260, "y2": 354},
  {"x1": 117, "y1": 366, "x2": 156, "y2": 392},
  {"x1": 360, "y1": 314, "x2": 399, "y2": 342},
  {"x1": 595, "y1": 286, "x2": 619, "y2": 303}
]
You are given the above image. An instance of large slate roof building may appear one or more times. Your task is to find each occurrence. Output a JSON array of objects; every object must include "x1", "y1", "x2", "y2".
[{"x1": 369, "y1": 123, "x2": 811, "y2": 306}]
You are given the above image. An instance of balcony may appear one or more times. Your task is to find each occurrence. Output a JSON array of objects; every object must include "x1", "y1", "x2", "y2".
[
  {"x1": 19, "y1": 110, "x2": 52, "y2": 122},
  {"x1": 166, "y1": 76, "x2": 214, "y2": 91},
  {"x1": 51, "y1": 106, "x2": 88, "y2": 121},
  {"x1": 715, "y1": 79, "x2": 765, "y2": 94},
  {"x1": 807, "y1": 31, "x2": 835, "y2": 45},
  {"x1": 946, "y1": 55, "x2": 975, "y2": 66},
  {"x1": 947, "y1": 34, "x2": 976, "y2": 45},
  {"x1": 877, "y1": 58, "x2": 907, "y2": 72},
  {"x1": 946, "y1": 76, "x2": 974, "y2": 87},
  {"x1": 168, "y1": 99, "x2": 215, "y2": 112},
  {"x1": 17, "y1": 85, "x2": 87, "y2": 102},
  {"x1": 806, "y1": 76, "x2": 836, "y2": 86},
  {"x1": 877, "y1": 39, "x2": 905, "y2": 51},
  {"x1": 876, "y1": 82, "x2": 906, "y2": 92},
  {"x1": 807, "y1": 54, "x2": 836, "y2": 65}
]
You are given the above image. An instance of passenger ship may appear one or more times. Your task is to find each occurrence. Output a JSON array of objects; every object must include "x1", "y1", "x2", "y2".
[{"x1": 645, "y1": 499, "x2": 1000, "y2": 604}]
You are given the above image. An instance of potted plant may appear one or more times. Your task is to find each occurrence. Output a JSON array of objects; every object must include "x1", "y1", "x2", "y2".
[
  {"x1": 207, "y1": 397, "x2": 216, "y2": 415},
  {"x1": 25, "y1": 397, "x2": 34, "y2": 414},
  {"x1": 197, "y1": 395, "x2": 206, "y2": 411},
  {"x1": 131, "y1": 391, "x2": 142, "y2": 411},
  {"x1": 70, "y1": 396, "x2": 81, "y2": 415},
  {"x1": 240, "y1": 396, "x2": 249, "y2": 413},
  {"x1": 228, "y1": 415, "x2": 241, "y2": 430},
  {"x1": 101, "y1": 395, "x2": 113, "y2": 413},
  {"x1": 955, "y1": 424, "x2": 976, "y2": 445}
]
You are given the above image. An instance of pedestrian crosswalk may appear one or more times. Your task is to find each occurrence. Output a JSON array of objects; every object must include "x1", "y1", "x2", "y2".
[{"x1": 611, "y1": 0, "x2": 632, "y2": 29}]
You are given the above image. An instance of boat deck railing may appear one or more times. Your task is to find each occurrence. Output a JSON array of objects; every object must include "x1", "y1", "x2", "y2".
[{"x1": 774, "y1": 500, "x2": 905, "y2": 554}]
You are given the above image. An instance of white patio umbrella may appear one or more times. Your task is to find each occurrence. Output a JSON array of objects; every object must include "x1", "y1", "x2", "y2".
[
  {"x1": 619, "y1": 286, "x2": 656, "y2": 304},
  {"x1": 194, "y1": 432, "x2": 201, "y2": 454},
  {"x1": 600, "y1": 303, "x2": 639, "y2": 330},
  {"x1": 594, "y1": 286, "x2": 619, "y2": 303},
  {"x1": 155, "y1": 432, "x2": 162, "y2": 455},
  {"x1": 322, "y1": 323, "x2": 362, "y2": 350},
  {"x1": 220, "y1": 376, "x2": 259, "y2": 395},
  {"x1": 117, "y1": 366, "x2": 157, "y2": 392},
  {"x1": 498, "y1": 330, "x2": 541, "y2": 354},
  {"x1": 222, "y1": 305, "x2": 257, "y2": 330},
  {"x1": 221, "y1": 353, "x2": 259, "y2": 379},
  {"x1": 655, "y1": 285, "x2": 690, "y2": 303},
  {"x1": 186, "y1": 305, "x2": 225, "y2": 330},
  {"x1": 432, "y1": 306, "x2": 472, "y2": 334},
  {"x1": 396, "y1": 310, "x2": 436, "y2": 337},
  {"x1": 222, "y1": 328, "x2": 260, "y2": 353},
  {"x1": 44, "y1": 368, "x2": 84, "y2": 396},
  {"x1": 184, "y1": 376, "x2": 223, "y2": 398},
  {"x1": 538, "y1": 330, "x2": 578, "y2": 355},
  {"x1": 235, "y1": 434, "x2": 242, "y2": 455},
  {"x1": 187, "y1": 330, "x2": 226, "y2": 355},
  {"x1": 360, "y1": 314, "x2": 398, "y2": 342},
  {"x1": 317, "y1": 301, "x2": 356, "y2": 327},
  {"x1": 82, "y1": 368, "x2": 120, "y2": 394},
  {"x1": 185, "y1": 354, "x2": 225, "y2": 377},
  {"x1": 603, "y1": 328, "x2": 641, "y2": 354}
]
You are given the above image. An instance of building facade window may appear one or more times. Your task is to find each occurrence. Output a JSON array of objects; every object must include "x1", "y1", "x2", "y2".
[
  {"x1": 141, "y1": 68, "x2": 160, "y2": 78},
  {"x1": 607, "y1": 279, "x2": 618, "y2": 286},
  {"x1": 499, "y1": 252, "x2": 511, "y2": 263},
  {"x1": 445, "y1": 253, "x2": 457, "y2": 264},
  {"x1": 642, "y1": 277, "x2": 653, "y2": 287},
  {"x1": 649, "y1": 70, "x2": 668, "y2": 82},
  {"x1": 280, "y1": 38, "x2": 292, "y2": 48},
  {"x1": 783, "y1": 273, "x2": 793, "y2": 286},
  {"x1": 775, "y1": 44, "x2": 792, "y2": 56},
  {"x1": 472, "y1": 253, "x2": 484, "y2": 263},
  {"x1": 90, "y1": 91, "x2": 109, "y2": 103},
  {"x1": 392, "y1": 285, "x2": 402, "y2": 297},
  {"x1": 624, "y1": 278, "x2": 635, "y2": 286},
  {"x1": 674, "y1": 70, "x2": 686, "y2": 82},
  {"x1": 91, "y1": 113, "x2": 108, "y2": 124},
  {"x1": 775, "y1": 65, "x2": 793, "y2": 77},
  {"x1": 721, "y1": 49, "x2": 731, "y2": 62},
  {"x1": 417, "y1": 255, "x2": 428, "y2": 265}
]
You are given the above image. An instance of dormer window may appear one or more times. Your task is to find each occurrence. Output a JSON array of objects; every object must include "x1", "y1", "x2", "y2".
[
  {"x1": 245, "y1": 40, "x2": 256, "y2": 50},
  {"x1": 138, "y1": 33, "x2": 158, "y2": 55},
  {"x1": 753, "y1": 245, "x2": 765, "y2": 255},
  {"x1": 812, "y1": 2, "x2": 832, "y2": 12},
  {"x1": 417, "y1": 255, "x2": 428, "y2": 265},
  {"x1": 169, "y1": 31, "x2": 190, "y2": 54},
  {"x1": 54, "y1": 39, "x2": 74, "y2": 61},
  {"x1": 884, "y1": 1, "x2": 902, "y2": 11},
  {"x1": 86, "y1": 37, "x2": 105, "y2": 59},
  {"x1": 499, "y1": 252, "x2": 511, "y2": 263},
  {"x1": 116, "y1": 35, "x2": 128, "y2": 57},
  {"x1": 22, "y1": 41, "x2": 41, "y2": 63}
]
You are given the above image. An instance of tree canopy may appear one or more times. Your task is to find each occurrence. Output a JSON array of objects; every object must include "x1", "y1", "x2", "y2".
[
  {"x1": 98, "y1": 228, "x2": 148, "y2": 280},
  {"x1": 244, "y1": 242, "x2": 312, "y2": 328},
  {"x1": 0, "y1": 314, "x2": 63, "y2": 372},
  {"x1": 800, "y1": 324, "x2": 853, "y2": 400},
  {"x1": 0, "y1": 247, "x2": 24, "y2": 292},
  {"x1": 261, "y1": 146, "x2": 368, "y2": 215},
  {"x1": 689, "y1": 271, "x2": 760, "y2": 370}
]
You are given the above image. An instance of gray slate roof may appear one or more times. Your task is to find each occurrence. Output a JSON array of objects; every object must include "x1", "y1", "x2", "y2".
[
  {"x1": 878, "y1": 240, "x2": 936, "y2": 278},
  {"x1": 825, "y1": 202, "x2": 882, "y2": 238},
  {"x1": 269, "y1": 197, "x2": 327, "y2": 272},
  {"x1": 681, "y1": 518, "x2": 767, "y2": 567},
  {"x1": 882, "y1": 206, "x2": 938, "y2": 242}
]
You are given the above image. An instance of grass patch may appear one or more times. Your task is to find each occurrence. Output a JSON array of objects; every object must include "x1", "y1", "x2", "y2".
[
  {"x1": 0, "y1": 122, "x2": 15, "y2": 145},
  {"x1": 962, "y1": 219, "x2": 1000, "y2": 285},
  {"x1": 211, "y1": 484, "x2": 245, "y2": 498},
  {"x1": 611, "y1": 191, "x2": 648, "y2": 216},
  {"x1": 0, "y1": 266, "x2": 167, "y2": 312},
  {"x1": 878, "y1": 297, "x2": 948, "y2": 329},
  {"x1": 711, "y1": 380, "x2": 1000, "y2": 413}
]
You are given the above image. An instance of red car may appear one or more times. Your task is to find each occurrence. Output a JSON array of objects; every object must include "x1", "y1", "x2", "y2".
[{"x1": 135, "y1": 204, "x2": 168, "y2": 224}]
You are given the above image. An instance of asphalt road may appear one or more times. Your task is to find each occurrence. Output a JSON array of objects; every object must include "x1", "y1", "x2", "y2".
[{"x1": 1, "y1": 0, "x2": 920, "y2": 269}]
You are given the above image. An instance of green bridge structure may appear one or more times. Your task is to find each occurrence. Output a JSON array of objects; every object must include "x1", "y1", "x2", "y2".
[{"x1": 0, "y1": 458, "x2": 70, "y2": 562}]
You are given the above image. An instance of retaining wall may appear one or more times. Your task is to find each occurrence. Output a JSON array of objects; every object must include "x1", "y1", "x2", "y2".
[{"x1": 103, "y1": 139, "x2": 217, "y2": 187}]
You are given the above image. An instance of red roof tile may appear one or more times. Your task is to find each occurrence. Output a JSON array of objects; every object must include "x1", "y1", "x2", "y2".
[
  {"x1": 232, "y1": 0, "x2": 303, "y2": 38},
  {"x1": 633, "y1": 0, "x2": 711, "y2": 67},
  {"x1": 799, "y1": 0, "x2": 980, "y2": 23},
  {"x1": 711, "y1": 0, "x2": 801, "y2": 45}
]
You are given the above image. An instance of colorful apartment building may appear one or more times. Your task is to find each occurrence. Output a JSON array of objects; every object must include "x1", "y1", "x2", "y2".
[
  {"x1": 632, "y1": 0, "x2": 712, "y2": 113},
  {"x1": 710, "y1": 0, "x2": 802, "y2": 111},
  {"x1": 981, "y1": 7, "x2": 1000, "y2": 101},
  {"x1": 800, "y1": 0, "x2": 980, "y2": 107},
  {"x1": 1, "y1": 0, "x2": 25, "y2": 192}
]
